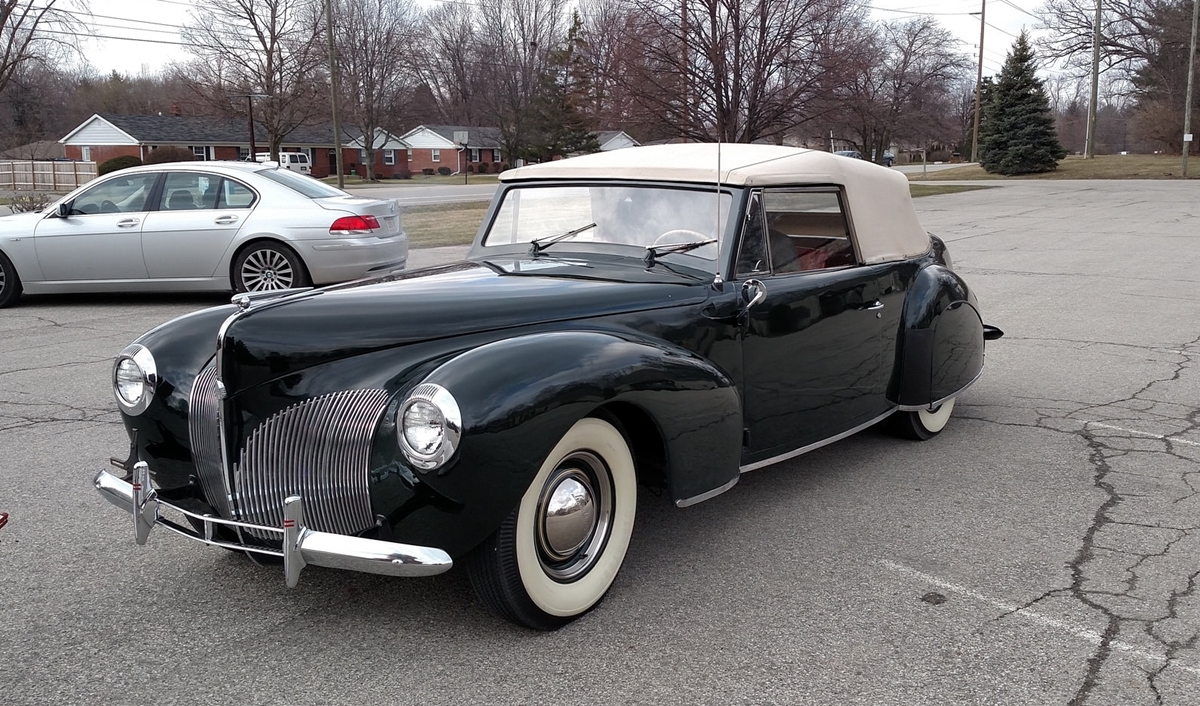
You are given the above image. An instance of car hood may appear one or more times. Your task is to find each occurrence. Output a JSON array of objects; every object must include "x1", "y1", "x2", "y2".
[{"x1": 219, "y1": 256, "x2": 711, "y2": 394}]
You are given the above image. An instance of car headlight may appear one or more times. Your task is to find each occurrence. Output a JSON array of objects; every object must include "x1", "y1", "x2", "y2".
[
  {"x1": 397, "y1": 383, "x2": 461, "y2": 471},
  {"x1": 112, "y1": 344, "x2": 157, "y2": 415}
]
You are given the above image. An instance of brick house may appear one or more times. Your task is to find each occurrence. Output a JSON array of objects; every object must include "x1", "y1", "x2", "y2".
[
  {"x1": 345, "y1": 128, "x2": 411, "y2": 178},
  {"x1": 58, "y1": 114, "x2": 360, "y2": 178},
  {"x1": 397, "y1": 125, "x2": 505, "y2": 174}
]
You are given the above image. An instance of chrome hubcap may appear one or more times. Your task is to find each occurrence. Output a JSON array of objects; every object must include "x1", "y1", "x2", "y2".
[
  {"x1": 241, "y1": 249, "x2": 294, "y2": 291},
  {"x1": 535, "y1": 452, "x2": 613, "y2": 582}
]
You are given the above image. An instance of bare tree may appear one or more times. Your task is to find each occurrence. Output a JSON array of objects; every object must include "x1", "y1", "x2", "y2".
[
  {"x1": 624, "y1": 0, "x2": 867, "y2": 143},
  {"x1": 838, "y1": 18, "x2": 971, "y2": 160},
  {"x1": 1, "y1": 0, "x2": 78, "y2": 97},
  {"x1": 332, "y1": 0, "x2": 420, "y2": 180},
  {"x1": 414, "y1": 1, "x2": 482, "y2": 125},
  {"x1": 182, "y1": 0, "x2": 325, "y2": 158}
]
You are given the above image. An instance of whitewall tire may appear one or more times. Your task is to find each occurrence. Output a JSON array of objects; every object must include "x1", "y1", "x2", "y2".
[{"x1": 891, "y1": 398, "x2": 956, "y2": 441}]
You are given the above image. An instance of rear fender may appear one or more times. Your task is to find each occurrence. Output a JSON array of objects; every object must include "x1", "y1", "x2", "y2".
[
  {"x1": 410, "y1": 330, "x2": 742, "y2": 554},
  {"x1": 890, "y1": 265, "x2": 985, "y2": 408}
]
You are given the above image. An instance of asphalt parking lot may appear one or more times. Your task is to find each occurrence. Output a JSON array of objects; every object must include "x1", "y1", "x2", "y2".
[{"x1": 2, "y1": 180, "x2": 1198, "y2": 705}]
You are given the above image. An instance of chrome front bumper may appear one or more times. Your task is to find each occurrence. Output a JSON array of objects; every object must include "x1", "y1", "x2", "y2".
[{"x1": 94, "y1": 464, "x2": 452, "y2": 586}]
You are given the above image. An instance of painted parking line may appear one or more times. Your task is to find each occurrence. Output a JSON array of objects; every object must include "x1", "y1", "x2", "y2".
[
  {"x1": 1084, "y1": 421, "x2": 1200, "y2": 448},
  {"x1": 880, "y1": 559, "x2": 1200, "y2": 678}
]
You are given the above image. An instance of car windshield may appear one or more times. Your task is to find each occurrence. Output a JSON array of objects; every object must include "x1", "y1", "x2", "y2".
[
  {"x1": 482, "y1": 185, "x2": 732, "y2": 267},
  {"x1": 257, "y1": 168, "x2": 344, "y2": 198}
]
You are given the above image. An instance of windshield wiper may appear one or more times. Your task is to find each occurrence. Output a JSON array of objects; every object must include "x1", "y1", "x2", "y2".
[
  {"x1": 529, "y1": 222, "x2": 597, "y2": 256},
  {"x1": 644, "y1": 239, "x2": 717, "y2": 267}
]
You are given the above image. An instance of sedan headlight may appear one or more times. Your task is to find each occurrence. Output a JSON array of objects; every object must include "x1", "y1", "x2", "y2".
[
  {"x1": 112, "y1": 344, "x2": 157, "y2": 415},
  {"x1": 397, "y1": 383, "x2": 461, "y2": 471}
]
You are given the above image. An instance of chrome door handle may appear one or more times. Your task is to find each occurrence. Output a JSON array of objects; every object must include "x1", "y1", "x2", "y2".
[
  {"x1": 862, "y1": 299, "x2": 884, "y2": 311},
  {"x1": 741, "y1": 278, "x2": 767, "y2": 309},
  {"x1": 117, "y1": 218, "x2": 140, "y2": 228},
  {"x1": 214, "y1": 215, "x2": 239, "y2": 225}
]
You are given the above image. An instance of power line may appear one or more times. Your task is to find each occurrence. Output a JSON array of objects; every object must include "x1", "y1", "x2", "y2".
[{"x1": 996, "y1": 0, "x2": 1041, "y2": 20}]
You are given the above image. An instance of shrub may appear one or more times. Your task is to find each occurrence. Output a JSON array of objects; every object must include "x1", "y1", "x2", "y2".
[
  {"x1": 7, "y1": 192, "x2": 54, "y2": 213},
  {"x1": 437, "y1": 166, "x2": 451, "y2": 176},
  {"x1": 98, "y1": 156, "x2": 142, "y2": 175},
  {"x1": 143, "y1": 146, "x2": 195, "y2": 165},
  {"x1": 394, "y1": 167, "x2": 412, "y2": 179},
  {"x1": 422, "y1": 167, "x2": 434, "y2": 176},
  {"x1": 465, "y1": 164, "x2": 474, "y2": 174},
  {"x1": 476, "y1": 162, "x2": 489, "y2": 174}
]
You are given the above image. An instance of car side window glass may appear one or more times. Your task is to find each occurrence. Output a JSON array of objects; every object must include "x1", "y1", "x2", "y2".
[
  {"x1": 159, "y1": 172, "x2": 216, "y2": 211},
  {"x1": 69, "y1": 174, "x2": 159, "y2": 215},
  {"x1": 218, "y1": 178, "x2": 256, "y2": 209},
  {"x1": 735, "y1": 191, "x2": 769, "y2": 276},
  {"x1": 762, "y1": 189, "x2": 856, "y2": 273}
]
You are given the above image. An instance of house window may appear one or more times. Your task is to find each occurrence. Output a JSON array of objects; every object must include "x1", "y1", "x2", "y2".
[
  {"x1": 407, "y1": 149, "x2": 413, "y2": 162},
  {"x1": 81, "y1": 146, "x2": 92, "y2": 162},
  {"x1": 469, "y1": 148, "x2": 480, "y2": 163},
  {"x1": 190, "y1": 146, "x2": 210, "y2": 161},
  {"x1": 238, "y1": 147, "x2": 250, "y2": 161},
  {"x1": 492, "y1": 149, "x2": 501, "y2": 162},
  {"x1": 384, "y1": 150, "x2": 395, "y2": 166},
  {"x1": 359, "y1": 149, "x2": 367, "y2": 162},
  {"x1": 432, "y1": 148, "x2": 440, "y2": 162}
]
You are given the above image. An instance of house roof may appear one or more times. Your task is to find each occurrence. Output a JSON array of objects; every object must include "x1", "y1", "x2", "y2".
[
  {"x1": 595, "y1": 130, "x2": 639, "y2": 147},
  {"x1": 422, "y1": 125, "x2": 505, "y2": 148},
  {"x1": 60, "y1": 113, "x2": 356, "y2": 146}
]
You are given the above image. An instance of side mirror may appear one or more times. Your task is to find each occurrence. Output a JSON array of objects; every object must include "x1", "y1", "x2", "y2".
[{"x1": 55, "y1": 202, "x2": 71, "y2": 218}]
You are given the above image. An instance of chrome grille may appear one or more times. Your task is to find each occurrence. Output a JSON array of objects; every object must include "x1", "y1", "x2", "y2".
[
  {"x1": 188, "y1": 363, "x2": 234, "y2": 519},
  {"x1": 237, "y1": 389, "x2": 390, "y2": 538}
]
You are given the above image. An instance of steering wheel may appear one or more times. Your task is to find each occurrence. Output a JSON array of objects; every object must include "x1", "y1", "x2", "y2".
[
  {"x1": 99, "y1": 200, "x2": 119, "y2": 213},
  {"x1": 651, "y1": 229, "x2": 709, "y2": 247}
]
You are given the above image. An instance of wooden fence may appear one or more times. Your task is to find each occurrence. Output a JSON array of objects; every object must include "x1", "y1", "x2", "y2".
[{"x1": 0, "y1": 161, "x2": 97, "y2": 191}]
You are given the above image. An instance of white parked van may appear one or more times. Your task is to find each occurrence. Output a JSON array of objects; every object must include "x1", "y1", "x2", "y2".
[{"x1": 255, "y1": 152, "x2": 312, "y2": 174}]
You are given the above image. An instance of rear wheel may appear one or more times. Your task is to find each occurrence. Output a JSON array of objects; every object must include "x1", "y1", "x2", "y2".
[
  {"x1": 467, "y1": 416, "x2": 637, "y2": 630},
  {"x1": 232, "y1": 242, "x2": 310, "y2": 292},
  {"x1": 0, "y1": 251, "x2": 23, "y2": 308},
  {"x1": 890, "y1": 398, "x2": 956, "y2": 441}
]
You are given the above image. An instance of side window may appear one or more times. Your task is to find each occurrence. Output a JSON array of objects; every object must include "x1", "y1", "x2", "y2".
[
  {"x1": 159, "y1": 172, "x2": 214, "y2": 211},
  {"x1": 762, "y1": 189, "x2": 856, "y2": 273},
  {"x1": 735, "y1": 191, "x2": 769, "y2": 276},
  {"x1": 69, "y1": 173, "x2": 158, "y2": 215},
  {"x1": 218, "y1": 178, "x2": 256, "y2": 209}
]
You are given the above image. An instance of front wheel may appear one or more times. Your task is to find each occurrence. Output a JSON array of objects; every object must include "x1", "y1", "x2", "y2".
[
  {"x1": 467, "y1": 416, "x2": 637, "y2": 630},
  {"x1": 232, "y1": 242, "x2": 310, "y2": 293},
  {"x1": 0, "y1": 250, "x2": 22, "y2": 308},
  {"x1": 890, "y1": 398, "x2": 956, "y2": 441}
]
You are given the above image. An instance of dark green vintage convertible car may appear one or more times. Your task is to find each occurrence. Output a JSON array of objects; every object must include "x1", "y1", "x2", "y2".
[{"x1": 95, "y1": 144, "x2": 1001, "y2": 629}]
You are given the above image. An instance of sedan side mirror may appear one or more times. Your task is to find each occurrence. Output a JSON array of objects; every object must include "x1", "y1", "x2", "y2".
[{"x1": 54, "y1": 202, "x2": 71, "y2": 218}]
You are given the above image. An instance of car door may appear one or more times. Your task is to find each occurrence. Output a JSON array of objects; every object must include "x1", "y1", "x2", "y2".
[
  {"x1": 33, "y1": 172, "x2": 160, "y2": 281},
  {"x1": 140, "y1": 172, "x2": 256, "y2": 279},
  {"x1": 737, "y1": 188, "x2": 897, "y2": 461}
]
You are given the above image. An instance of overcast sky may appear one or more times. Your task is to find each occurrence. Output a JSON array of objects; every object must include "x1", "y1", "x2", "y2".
[{"x1": 76, "y1": 0, "x2": 1042, "y2": 78}]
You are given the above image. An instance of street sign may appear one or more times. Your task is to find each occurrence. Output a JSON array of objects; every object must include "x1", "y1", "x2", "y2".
[{"x1": 1185, "y1": 134, "x2": 1194, "y2": 142}]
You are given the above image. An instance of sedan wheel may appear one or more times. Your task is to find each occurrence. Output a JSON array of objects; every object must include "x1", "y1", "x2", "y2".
[
  {"x1": 232, "y1": 243, "x2": 310, "y2": 293},
  {"x1": 467, "y1": 416, "x2": 637, "y2": 630},
  {"x1": 891, "y1": 398, "x2": 956, "y2": 441},
  {"x1": 0, "y1": 251, "x2": 22, "y2": 308}
]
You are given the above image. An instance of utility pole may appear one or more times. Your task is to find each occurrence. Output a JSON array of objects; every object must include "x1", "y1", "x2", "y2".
[
  {"x1": 1182, "y1": 0, "x2": 1199, "y2": 176},
  {"x1": 325, "y1": 0, "x2": 345, "y2": 188},
  {"x1": 1085, "y1": 0, "x2": 1102, "y2": 158},
  {"x1": 681, "y1": 0, "x2": 688, "y2": 140},
  {"x1": 970, "y1": 0, "x2": 986, "y2": 163},
  {"x1": 229, "y1": 93, "x2": 268, "y2": 160}
]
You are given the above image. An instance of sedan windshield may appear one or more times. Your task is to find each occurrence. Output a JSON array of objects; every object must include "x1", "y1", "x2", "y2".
[
  {"x1": 482, "y1": 185, "x2": 732, "y2": 267},
  {"x1": 257, "y1": 168, "x2": 346, "y2": 198}
]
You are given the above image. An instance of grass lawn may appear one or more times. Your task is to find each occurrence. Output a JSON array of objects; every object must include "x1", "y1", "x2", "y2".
[
  {"x1": 908, "y1": 153, "x2": 1200, "y2": 181},
  {"x1": 323, "y1": 173, "x2": 500, "y2": 187},
  {"x1": 402, "y1": 183, "x2": 994, "y2": 250}
]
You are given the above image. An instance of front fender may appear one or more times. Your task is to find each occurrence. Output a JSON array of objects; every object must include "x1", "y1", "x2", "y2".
[
  {"x1": 393, "y1": 330, "x2": 742, "y2": 557},
  {"x1": 890, "y1": 265, "x2": 985, "y2": 407}
]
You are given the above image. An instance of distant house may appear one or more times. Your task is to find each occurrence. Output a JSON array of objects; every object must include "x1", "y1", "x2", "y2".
[
  {"x1": 595, "y1": 131, "x2": 639, "y2": 152},
  {"x1": 397, "y1": 125, "x2": 505, "y2": 174},
  {"x1": 58, "y1": 113, "x2": 361, "y2": 178},
  {"x1": 345, "y1": 128, "x2": 410, "y2": 178}
]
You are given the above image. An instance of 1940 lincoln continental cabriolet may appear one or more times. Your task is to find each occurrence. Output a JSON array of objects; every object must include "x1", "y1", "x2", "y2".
[{"x1": 95, "y1": 144, "x2": 1002, "y2": 629}]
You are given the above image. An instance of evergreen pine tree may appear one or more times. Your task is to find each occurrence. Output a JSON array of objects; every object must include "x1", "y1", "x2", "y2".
[
  {"x1": 528, "y1": 12, "x2": 599, "y2": 161},
  {"x1": 979, "y1": 32, "x2": 1066, "y2": 175}
]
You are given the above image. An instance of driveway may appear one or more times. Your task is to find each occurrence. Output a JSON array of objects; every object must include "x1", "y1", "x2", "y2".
[{"x1": 1, "y1": 180, "x2": 1197, "y2": 704}]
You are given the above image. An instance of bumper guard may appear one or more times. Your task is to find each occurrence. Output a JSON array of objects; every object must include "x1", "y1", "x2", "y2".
[{"x1": 94, "y1": 463, "x2": 452, "y2": 586}]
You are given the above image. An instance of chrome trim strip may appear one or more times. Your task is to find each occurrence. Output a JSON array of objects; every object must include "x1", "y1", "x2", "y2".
[
  {"x1": 94, "y1": 470, "x2": 453, "y2": 582},
  {"x1": 674, "y1": 475, "x2": 740, "y2": 508},
  {"x1": 739, "y1": 407, "x2": 898, "y2": 474},
  {"x1": 896, "y1": 368, "x2": 983, "y2": 412},
  {"x1": 188, "y1": 362, "x2": 234, "y2": 519},
  {"x1": 214, "y1": 308, "x2": 244, "y2": 523}
]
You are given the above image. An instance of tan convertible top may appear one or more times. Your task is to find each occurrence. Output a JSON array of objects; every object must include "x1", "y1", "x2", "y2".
[{"x1": 500, "y1": 144, "x2": 931, "y2": 265}]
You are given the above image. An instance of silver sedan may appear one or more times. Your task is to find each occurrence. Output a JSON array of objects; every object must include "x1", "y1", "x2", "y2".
[{"x1": 0, "y1": 161, "x2": 408, "y2": 307}]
